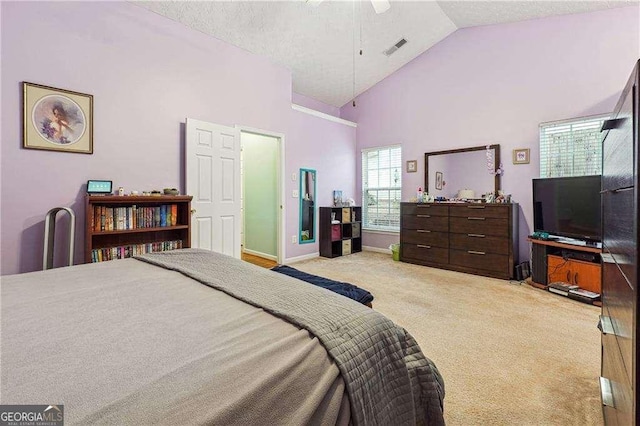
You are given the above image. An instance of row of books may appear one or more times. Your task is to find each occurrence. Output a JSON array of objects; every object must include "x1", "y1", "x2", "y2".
[
  {"x1": 547, "y1": 282, "x2": 600, "y2": 303},
  {"x1": 90, "y1": 240, "x2": 183, "y2": 262},
  {"x1": 92, "y1": 204, "x2": 179, "y2": 231}
]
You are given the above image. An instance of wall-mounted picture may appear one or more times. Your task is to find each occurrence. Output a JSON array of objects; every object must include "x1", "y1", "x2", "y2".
[
  {"x1": 406, "y1": 160, "x2": 417, "y2": 173},
  {"x1": 435, "y1": 171, "x2": 443, "y2": 190},
  {"x1": 23, "y1": 82, "x2": 93, "y2": 154},
  {"x1": 513, "y1": 148, "x2": 530, "y2": 164}
]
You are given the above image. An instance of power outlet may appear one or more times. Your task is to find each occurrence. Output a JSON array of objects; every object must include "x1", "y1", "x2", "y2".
[
  {"x1": 291, "y1": 235, "x2": 297, "y2": 244},
  {"x1": 292, "y1": 173, "x2": 297, "y2": 181},
  {"x1": 292, "y1": 189, "x2": 299, "y2": 198}
]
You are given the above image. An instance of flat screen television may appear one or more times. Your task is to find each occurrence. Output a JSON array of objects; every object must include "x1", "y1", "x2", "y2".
[{"x1": 532, "y1": 175, "x2": 602, "y2": 243}]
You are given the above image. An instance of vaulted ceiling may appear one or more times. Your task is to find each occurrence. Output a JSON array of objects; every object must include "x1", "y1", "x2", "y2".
[{"x1": 135, "y1": 1, "x2": 636, "y2": 107}]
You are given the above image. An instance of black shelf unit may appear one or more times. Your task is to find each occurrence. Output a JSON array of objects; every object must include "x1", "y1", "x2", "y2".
[{"x1": 319, "y1": 206, "x2": 362, "y2": 258}]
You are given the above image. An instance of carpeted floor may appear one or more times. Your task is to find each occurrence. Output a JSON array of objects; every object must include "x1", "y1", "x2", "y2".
[{"x1": 291, "y1": 251, "x2": 603, "y2": 426}]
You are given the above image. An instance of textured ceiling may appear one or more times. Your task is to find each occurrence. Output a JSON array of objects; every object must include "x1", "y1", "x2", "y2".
[{"x1": 134, "y1": 1, "x2": 637, "y2": 108}]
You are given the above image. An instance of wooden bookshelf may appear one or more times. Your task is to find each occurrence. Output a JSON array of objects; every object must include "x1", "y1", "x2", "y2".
[{"x1": 85, "y1": 195, "x2": 192, "y2": 263}]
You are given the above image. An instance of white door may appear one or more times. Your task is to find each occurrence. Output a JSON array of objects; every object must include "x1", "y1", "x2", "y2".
[{"x1": 186, "y1": 118, "x2": 241, "y2": 258}]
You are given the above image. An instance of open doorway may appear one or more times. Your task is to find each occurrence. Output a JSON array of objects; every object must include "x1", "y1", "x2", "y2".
[{"x1": 239, "y1": 128, "x2": 285, "y2": 267}]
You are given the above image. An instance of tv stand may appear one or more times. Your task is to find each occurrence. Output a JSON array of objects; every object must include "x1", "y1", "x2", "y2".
[{"x1": 529, "y1": 238, "x2": 602, "y2": 296}]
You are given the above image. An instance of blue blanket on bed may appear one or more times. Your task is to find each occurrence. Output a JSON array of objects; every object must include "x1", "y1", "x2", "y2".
[{"x1": 271, "y1": 265, "x2": 374, "y2": 306}]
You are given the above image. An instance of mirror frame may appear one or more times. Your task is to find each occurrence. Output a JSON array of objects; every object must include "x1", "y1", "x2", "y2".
[
  {"x1": 424, "y1": 144, "x2": 501, "y2": 197},
  {"x1": 299, "y1": 168, "x2": 316, "y2": 244}
]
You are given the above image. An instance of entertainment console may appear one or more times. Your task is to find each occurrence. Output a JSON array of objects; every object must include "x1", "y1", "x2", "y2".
[{"x1": 529, "y1": 237, "x2": 602, "y2": 294}]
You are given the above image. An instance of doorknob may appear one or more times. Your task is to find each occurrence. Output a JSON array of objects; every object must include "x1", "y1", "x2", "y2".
[{"x1": 191, "y1": 209, "x2": 197, "y2": 215}]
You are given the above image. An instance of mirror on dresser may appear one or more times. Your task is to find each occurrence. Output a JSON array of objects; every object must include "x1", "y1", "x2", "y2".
[
  {"x1": 299, "y1": 168, "x2": 316, "y2": 244},
  {"x1": 424, "y1": 144, "x2": 501, "y2": 200}
]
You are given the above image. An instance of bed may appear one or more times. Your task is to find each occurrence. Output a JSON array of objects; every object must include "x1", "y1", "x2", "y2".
[{"x1": 1, "y1": 249, "x2": 445, "y2": 425}]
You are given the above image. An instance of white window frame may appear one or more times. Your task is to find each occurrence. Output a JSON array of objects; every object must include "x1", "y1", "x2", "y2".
[
  {"x1": 539, "y1": 114, "x2": 609, "y2": 178},
  {"x1": 361, "y1": 145, "x2": 402, "y2": 233}
]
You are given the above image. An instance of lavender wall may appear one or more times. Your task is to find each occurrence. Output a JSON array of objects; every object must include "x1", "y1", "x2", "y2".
[
  {"x1": 286, "y1": 110, "x2": 356, "y2": 258},
  {"x1": 0, "y1": 1, "x2": 356, "y2": 274},
  {"x1": 341, "y1": 6, "x2": 640, "y2": 260}
]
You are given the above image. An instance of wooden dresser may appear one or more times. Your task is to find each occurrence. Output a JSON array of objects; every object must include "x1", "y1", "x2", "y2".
[
  {"x1": 400, "y1": 202, "x2": 519, "y2": 279},
  {"x1": 599, "y1": 60, "x2": 638, "y2": 425}
]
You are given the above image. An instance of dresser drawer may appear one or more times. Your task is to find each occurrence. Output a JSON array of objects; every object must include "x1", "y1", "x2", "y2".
[
  {"x1": 602, "y1": 256, "x2": 633, "y2": 387},
  {"x1": 449, "y1": 233, "x2": 509, "y2": 255},
  {"x1": 603, "y1": 188, "x2": 636, "y2": 287},
  {"x1": 450, "y1": 249, "x2": 509, "y2": 274},
  {"x1": 402, "y1": 215, "x2": 448, "y2": 232},
  {"x1": 401, "y1": 203, "x2": 449, "y2": 216},
  {"x1": 401, "y1": 244, "x2": 448, "y2": 264},
  {"x1": 601, "y1": 331, "x2": 633, "y2": 425},
  {"x1": 450, "y1": 217, "x2": 509, "y2": 237},
  {"x1": 401, "y1": 230, "x2": 449, "y2": 248},
  {"x1": 602, "y1": 97, "x2": 634, "y2": 191},
  {"x1": 449, "y1": 204, "x2": 509, "y2": 219}
]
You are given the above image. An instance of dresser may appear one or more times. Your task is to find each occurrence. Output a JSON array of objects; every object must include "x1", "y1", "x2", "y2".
[
  {"x1": 400, "y1": 202, "x2": 519, "y2": 279},
  {"x1": 599, "y1": 60, "x2": 638, "y2": 425}
]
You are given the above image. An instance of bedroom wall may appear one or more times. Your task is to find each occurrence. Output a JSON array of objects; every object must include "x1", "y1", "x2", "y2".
[
  {"x1": 0, "y1": 1, "x2": 356, "y2": 274},
  {"x1": 341, "y1": 6, "x2": 640, "y2": 261}
]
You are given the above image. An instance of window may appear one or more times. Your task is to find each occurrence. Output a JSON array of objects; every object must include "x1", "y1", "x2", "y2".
[
  {"x1": 362, "y1": 145, "x2": 402, "y2": 232},
  {"x1": 539, "y1": 114, "x2": 608, "y2": 178}
]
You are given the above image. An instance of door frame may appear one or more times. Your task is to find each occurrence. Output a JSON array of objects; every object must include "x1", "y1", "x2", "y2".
[{"x1": 236, "y1": 125, "x2": 285, "y2": 265}]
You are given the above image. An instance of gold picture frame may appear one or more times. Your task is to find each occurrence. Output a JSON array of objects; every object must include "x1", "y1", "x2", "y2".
[
  {"x1": 23, "y1": 82, "x2": 93, "y2": 154},
  {"x1": 406, "y1": 160, "x2": 417, "y2": 173},
  {"x1": 513, "y1": 148, "x2": 530, "y2": 164}
]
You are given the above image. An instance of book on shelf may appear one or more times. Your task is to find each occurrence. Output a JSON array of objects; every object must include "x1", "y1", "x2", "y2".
[
  {"x1": 91, "y1": 239, "x2": 183, "y2": 262},
  {"x1": 92, "y1": 204, "x2": 180, "y2": 231}
]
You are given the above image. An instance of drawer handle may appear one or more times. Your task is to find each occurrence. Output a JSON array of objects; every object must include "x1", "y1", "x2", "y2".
[
  {"x1": 599, "y1": 377, "x2": 615, "y2": 408},
  {"x1": 467, "y1": 217, "x2": 486, "y2": 221},
  {"x1": 417, "y1": 229, "x2": 431, "y2": 233},
  {"x1": 417, "y1": 244, "x2": 431, "y2": 249},
  {"x1": 598, "y1": 315, "x2": 615, "y2": 335},
  {"x1": 417, "y1": 204, "x2": 431, "y2": 208},
  {"x1": 600, "y1": 186, "x2": 633, "y2": 194},
  {"x1": 417, "y1": 214, "x2": 431, "y2": 218},
  {"x1": 467, "y1": 233, "x2": 486, "y2": 238},
  {"x1": 468, "y1": 250, "x2": 486, "y2": 255},
  {"x1": 467, "y1": 205, "x2": 486, "y2": 209}
]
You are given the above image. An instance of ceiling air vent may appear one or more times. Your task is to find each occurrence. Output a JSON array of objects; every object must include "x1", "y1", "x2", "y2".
[{"x1": 383, "y1": 38, "x2": 407, "y2": 56}]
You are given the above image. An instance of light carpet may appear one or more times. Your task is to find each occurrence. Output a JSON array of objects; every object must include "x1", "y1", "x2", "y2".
[{"x1": 290, "y1": 251, "x2": 603, "y2": 426}]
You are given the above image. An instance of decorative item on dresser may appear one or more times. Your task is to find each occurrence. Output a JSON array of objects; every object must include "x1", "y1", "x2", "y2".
[
  {"x1": 319, "y1": 206, "x2": 362, "y2": 258},
  {"x1": 85, "y1": 195, "x2": 192, "y2": 263},
  {"x1": 599, "y1": 60, "x2": 638, "y2": 425},
  {"x1": 400, "y1": 202, "x2": 519, "y2": 279}
]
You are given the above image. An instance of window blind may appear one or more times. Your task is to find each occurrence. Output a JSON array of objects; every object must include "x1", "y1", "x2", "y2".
[
  {"x1": 539, "y1": 114, "x2": 609, "y2": 178},
  {"x1": 362, "y1": 145, "x2": 402, "y2": 231}
]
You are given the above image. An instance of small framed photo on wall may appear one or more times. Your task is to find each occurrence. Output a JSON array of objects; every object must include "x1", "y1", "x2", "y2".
[
  {"x1": 23, "y1": 82, "x2": 93, "y2": 154},
  {"x1": 513, "y1": 148, "x2": 530, "y2": 164},
  {"x1": 406, "y1": 160, "x2": 417, "y2": 173}
]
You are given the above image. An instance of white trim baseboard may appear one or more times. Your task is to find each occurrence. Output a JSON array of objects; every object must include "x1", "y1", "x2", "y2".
[
  {"x1": 242, "y1": 248, "x2": 277, "y2": 261},
  {"x1": 363, "y1": 246, "x2": 392, "y2": 254},
  {"x1": 284, "y1": 252, "x2": 320, "y2": 264},
  {"x1": 291, "y1": 104, "x2": 357, "y2": 128}
]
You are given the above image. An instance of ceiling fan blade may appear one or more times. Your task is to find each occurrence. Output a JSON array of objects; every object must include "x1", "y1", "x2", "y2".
[{"x1": 371, "y1": 0, "x2": 390, "y2": 14}]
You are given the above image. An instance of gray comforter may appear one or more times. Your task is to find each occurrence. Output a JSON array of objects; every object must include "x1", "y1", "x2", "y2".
[{"x1": 137, "y1": 249, "x2": 445, "y2": 425}]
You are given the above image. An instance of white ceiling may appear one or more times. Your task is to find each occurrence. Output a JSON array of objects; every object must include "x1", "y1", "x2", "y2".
[{"x1": 134, "y1": 1, "x2": 637, "y2": 108}]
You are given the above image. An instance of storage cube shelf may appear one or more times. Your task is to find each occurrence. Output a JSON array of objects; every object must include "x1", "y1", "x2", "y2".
[{"x1": 319, "y1": 206, "x2": 362, "y2": 258}]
